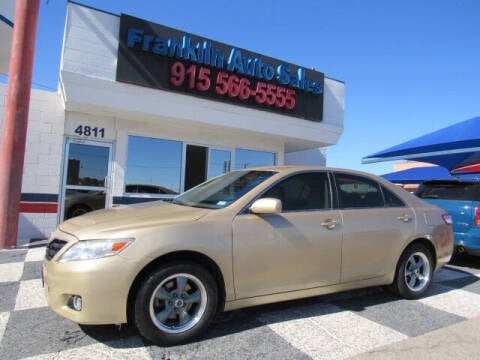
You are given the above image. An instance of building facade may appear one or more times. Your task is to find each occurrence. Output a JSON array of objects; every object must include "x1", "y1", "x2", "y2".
[{"x1": 1, "y1": 2, "x2": 345, "y2": 245}]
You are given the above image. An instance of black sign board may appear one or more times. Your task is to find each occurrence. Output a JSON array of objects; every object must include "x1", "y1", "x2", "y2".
[{"x1": 117, "y1": 14, "x2": 324, "y2": 122}]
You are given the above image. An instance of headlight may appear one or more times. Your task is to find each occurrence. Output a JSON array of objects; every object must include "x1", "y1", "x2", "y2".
[{"x1": 59, "y1": 238, "x2": 135, "y2": 262}]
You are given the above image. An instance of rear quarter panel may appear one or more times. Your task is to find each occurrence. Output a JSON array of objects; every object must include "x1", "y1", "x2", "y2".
[
  {"x1": 376, "y1": 178, "x2": 454, "y2": 269},
  {"x1": 413, "y1": 205, "x2": 454, "y2": 269}
]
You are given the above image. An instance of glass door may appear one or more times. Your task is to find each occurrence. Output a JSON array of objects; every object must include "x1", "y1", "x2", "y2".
[{"x1": 61, "y1": 139, "x2": 112, "y2": 220}]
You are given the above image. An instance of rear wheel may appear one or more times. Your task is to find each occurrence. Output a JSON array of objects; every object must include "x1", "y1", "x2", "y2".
[
  {"x1": 390, "y1": 243, "x2": 433, "y2": 299},
  {"x1": 134, "y1": 262, "x2": 218, "y2": 346}
]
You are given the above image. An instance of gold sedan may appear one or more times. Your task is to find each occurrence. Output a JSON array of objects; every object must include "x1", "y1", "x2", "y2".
[{"x1": 43, "y1": 166, "x2": 453, "y2": 345}]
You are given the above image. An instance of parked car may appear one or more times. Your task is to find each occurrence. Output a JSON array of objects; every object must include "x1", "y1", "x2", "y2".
[
  {"x1": 43, "y1": 166, "x2": 453, "y2": 346},
  {"x1": 415, "y1": 179, "x2": 480, "y2": 256}
]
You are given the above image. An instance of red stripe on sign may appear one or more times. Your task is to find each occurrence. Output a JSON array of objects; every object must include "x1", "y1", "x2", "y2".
[{"x1": 19, "y1": 202, "x2": 58, "y2": 213}]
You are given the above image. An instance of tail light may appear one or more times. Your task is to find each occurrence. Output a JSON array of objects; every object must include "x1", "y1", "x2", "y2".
[
  {"x1": 442, "y1": 213, "x2": 452, "y2": 225},
  {"x1": 475, "y1": 207, "x2": 480, "y2": 227}
]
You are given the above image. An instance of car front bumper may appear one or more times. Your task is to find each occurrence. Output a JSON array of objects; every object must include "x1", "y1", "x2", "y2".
[{"x1": 43, "y1": 254, "x2": 136, "y2": 325}]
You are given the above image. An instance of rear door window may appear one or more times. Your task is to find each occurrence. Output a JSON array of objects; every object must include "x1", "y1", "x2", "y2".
[
  {"x1": 382, "y1": 186, "x2": 405, "y2": 207},
  {"x1": 415, "y1": 182, "x2": 480, "y2": 201},
  {"x1": 334, "y1": 173, "x2": 385, "y2": 209}
]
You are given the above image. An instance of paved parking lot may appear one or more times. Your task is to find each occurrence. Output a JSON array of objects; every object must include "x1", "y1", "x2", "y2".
[{"x1": 1, "y1": 246, "x2": 479, "y2": 360}]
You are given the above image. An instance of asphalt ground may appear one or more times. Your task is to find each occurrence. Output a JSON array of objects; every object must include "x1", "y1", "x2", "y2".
[{"x1": 0, "y1": 247, "x2": 479, "y2": 359}]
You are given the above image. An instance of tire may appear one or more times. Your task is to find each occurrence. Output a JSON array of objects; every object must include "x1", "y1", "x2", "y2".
[
  {"x1": 390, "y1": 243, "x2": 434, "y2": 299},
  {"x1": 134, "y1": 262, "x2": 218, "y2": 346}
]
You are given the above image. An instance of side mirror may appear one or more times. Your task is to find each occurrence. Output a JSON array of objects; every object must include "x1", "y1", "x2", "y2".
[{"x1": 250, "y1": 198, "x2": 282, "y2": 214}]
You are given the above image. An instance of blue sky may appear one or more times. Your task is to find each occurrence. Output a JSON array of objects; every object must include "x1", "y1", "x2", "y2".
[{"x1": 5, "y1": 0, "x2": 480, "y2": 175}]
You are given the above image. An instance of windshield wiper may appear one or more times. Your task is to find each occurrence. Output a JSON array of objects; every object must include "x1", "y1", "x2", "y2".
[{"x1": 420, "y1": 195, "x2": 439, "y2": 199}]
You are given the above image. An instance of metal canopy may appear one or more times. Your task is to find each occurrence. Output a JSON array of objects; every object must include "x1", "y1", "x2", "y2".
[
  {"x1": 363, "y1": 117, "x2": 480, "y2": 170},
  {"x1": 381, "y1": 166, "x2": 478, "y2": 184}
]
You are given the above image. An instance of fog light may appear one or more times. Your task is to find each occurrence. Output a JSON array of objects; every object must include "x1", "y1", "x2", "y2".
[{"x1": 69, "y1": 295, "x2": 82, "y2": 311}]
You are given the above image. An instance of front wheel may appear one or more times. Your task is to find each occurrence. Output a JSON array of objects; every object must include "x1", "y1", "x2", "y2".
[
  {"x1": 390, "y1": 243, "x2": 434, "y2": 299},
  {"x1": 134, "y1": 262, "x2": 218, "y2": 346}
]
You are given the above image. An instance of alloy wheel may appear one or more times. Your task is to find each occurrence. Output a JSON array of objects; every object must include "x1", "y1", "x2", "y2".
[
  {"x1": 149, "y1": 273, "x2": 207, "y2": 334},
  {"x1": 404, "y1": 251, "x2": 430, "y2": 292}
]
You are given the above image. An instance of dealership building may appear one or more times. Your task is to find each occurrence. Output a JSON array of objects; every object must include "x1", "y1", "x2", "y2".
[{"x1": 0, "y1": 2, "x2": 345, "y2": 246}]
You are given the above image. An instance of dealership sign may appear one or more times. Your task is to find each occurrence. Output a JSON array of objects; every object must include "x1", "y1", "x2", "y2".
[{"x1": 117, "y1": 14, "x2": 324, "y2": 122}]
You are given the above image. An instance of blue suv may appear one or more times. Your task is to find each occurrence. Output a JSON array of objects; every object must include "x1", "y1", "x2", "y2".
[{"x1": 415, "y1": 180, "x2": 480, "y2": 256}]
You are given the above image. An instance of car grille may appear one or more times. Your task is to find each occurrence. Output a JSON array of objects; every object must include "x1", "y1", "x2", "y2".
[{"x1": 45, "y1": 239, "x2": 67, "y2": 261}]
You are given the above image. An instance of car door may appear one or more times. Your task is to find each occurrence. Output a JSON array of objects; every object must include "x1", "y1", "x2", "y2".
[
  {"x1": 333, "y1": 172, "x2": 416, "y2": 283},
  {"x1": 232, "y1": 172, "x2": 342, "y2": 299}
]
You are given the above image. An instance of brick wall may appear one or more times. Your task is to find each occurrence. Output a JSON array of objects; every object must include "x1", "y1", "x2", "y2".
[{"x1": 0, "y1": 84, "x2": 65, "y2": 245}]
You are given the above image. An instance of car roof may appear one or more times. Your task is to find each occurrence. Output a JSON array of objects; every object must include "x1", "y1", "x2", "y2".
[{"x1": 245, "y1": 165, "x2": 382, "y2": 178}]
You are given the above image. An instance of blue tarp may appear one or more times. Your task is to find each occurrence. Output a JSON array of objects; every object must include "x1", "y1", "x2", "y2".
[
  {"x1": 381, "y1": 166, "x2": 479, "y2": 184},
  {"x1": 363, "y1": 117, "x2": 480, "y2": 170}
]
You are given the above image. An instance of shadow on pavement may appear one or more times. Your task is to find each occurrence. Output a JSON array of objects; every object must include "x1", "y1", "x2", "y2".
[
  {"x1": 78, "y1": 265, "x2": 480, "y2": 349},
  {"x1": 448, "y1": 252, "x2": 480, "y2": 270}
]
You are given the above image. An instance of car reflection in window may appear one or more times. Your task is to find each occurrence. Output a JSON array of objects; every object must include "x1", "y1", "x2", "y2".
[
  {"x1": 64, "y1": 190, "x2": 106, "y2": 219},
  {"x1": 125, "y1": 184, "x2": 177, "y2": 195},
  {"x1": 65, "y1": 184, "x2": 179, "y2": 220}
]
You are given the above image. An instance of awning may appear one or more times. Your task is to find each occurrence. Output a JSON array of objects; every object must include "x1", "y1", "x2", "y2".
[
  {"x1": 363, "y1": 117, "x2": 480, "y2": 170},
  {"x1": 451, "y1": 163, "x2": 480, "y2": 174},
  {"x1": 381, "y1": 166, "x2": 451, "y2": 184},
  {"x1": 381, "y1": 166, "x2": 479, "y2": 184}
]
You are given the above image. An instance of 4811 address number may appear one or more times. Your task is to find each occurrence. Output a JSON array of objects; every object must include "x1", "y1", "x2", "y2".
[{"x1": 74, "y1": 125, "x2": 105, "y2": 138}]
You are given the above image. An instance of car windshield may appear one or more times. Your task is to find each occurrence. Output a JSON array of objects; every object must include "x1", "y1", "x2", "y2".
[{"x1": 173, "y1": 170, "x2": 276, "y2": 209}]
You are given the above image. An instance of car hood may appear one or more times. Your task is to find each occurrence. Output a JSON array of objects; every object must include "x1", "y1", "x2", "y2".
[{"x1": 59, "y1": 201, "x2": 211, "y2": 239}]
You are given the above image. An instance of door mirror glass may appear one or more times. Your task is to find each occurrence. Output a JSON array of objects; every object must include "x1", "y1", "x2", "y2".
[{"x1": 250, "y1": 198, "x2": 282, "y2": 214}]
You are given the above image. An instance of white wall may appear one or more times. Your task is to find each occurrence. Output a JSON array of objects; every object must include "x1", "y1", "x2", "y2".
[
  {"x1": 61, "y1": 4, "x2": 119, "y2": 81},
  {"x1": 0, "y1": 87, "x2": 64, "y2": 195},
  {"x1": 0, "y1": 85, "x2": 65, "y2": 245},
  {"x1": 285, "y1": 148, "x2": 327, "y2": 166},
  {"x1": 21, "y1": 89, "x2": 65, "y2": 194}
]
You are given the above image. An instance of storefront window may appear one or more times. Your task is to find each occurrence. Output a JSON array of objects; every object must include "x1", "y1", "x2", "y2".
[
  {"x1": 234, "y1": 149, "x2": 275, "y2": 169},
  {"x1": 125, "y1": 136, "x2": 182, "y2": 195},
  {"x1": 208, "y1": 149, "x2": 231, "y2": 179}
]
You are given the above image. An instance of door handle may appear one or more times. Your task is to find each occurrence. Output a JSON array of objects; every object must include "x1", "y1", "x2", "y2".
[
  {"x1": 397, "y1": 213, "x2": 411, "y2": 222},
  {"x1": 321, "y1": 219, "x2": 338, "y2": 230}
]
